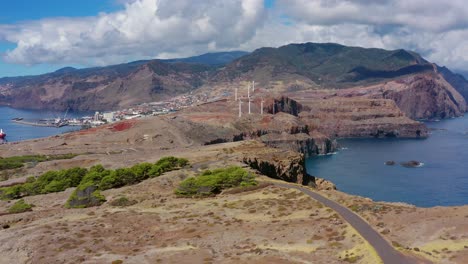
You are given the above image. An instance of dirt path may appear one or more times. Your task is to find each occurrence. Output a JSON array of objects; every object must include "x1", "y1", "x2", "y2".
[{"x1": 273, "y1": 182, "x2": 431, "y2": 264}]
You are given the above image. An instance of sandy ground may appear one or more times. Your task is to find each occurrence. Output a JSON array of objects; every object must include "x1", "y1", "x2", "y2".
[{"x1": 0, "y1": 169, "x2": 382, "y2": 264}]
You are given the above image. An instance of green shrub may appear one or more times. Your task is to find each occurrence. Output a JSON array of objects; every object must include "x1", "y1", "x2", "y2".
[
  {"x1": 0, "y1": 167, "x2": 88, "y2": 200},
  {"x1": 109, "y1": 196, "x2": 138, "y2": 207},
  {"x1": 175, "y1": 166, "x2": 257, "y2": 197},
  {"x1": 156, "y1": 156, "x2": 188, "y2": 168},
  {"x1": 0, "y1": 154, "x2": 78, "y2": 171},
  {"x1": 1, "y1": 156, "x2": 189, "y2": 209},
  {"x1": 130, "y1": 162, "x2": 153, "y2": 182},
  {"x1": 66, "y1": 182, "x2": 106, "y2": 208},
  {"x1": 8, "y1": 199, "x2": 33, "y2": 214}
]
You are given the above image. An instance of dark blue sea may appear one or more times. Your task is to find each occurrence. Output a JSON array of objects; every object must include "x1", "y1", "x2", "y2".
[
  {"x1": 0, "y1": 106, "x2": 88, "y2": 142},
  {"x1": 306, "y1": 116, "x2": 468, "y2": 207}
]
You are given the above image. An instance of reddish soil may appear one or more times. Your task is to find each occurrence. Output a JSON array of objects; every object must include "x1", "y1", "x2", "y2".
[{"x1": 108, "y1": 120, "x2": 136, "y2": 132}]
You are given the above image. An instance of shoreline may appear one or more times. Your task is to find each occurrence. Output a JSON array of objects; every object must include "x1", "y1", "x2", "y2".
[{"x1": 2, "y1": 110, "x2": 467, "y2": 209}]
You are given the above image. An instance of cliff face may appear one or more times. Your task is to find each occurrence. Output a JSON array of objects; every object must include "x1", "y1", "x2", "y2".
[
  {"x1": 266, "y1": 96, "x2": 305, "y2": 116},
  {"x1": 380, "y1": 74, "x2": 467, "y2": 119},
  {"x1": 438, "y1": 66, "x2": 468, "y2": 106},
  {"x1": 242, "y1": 144, "x2": 336, "y2": 189},
  {"x1": 260, "y1": 132, "x2": 337, "y2": 156},
  {"x1": 293, "y1": 96, "x2": 428, "y2": 138},
  {"x1": 331, "y1": 73, "x2": 467, "y2": 120},
  {"x1": 243, "y1": 151, "x2": 312, "y2": 186}
]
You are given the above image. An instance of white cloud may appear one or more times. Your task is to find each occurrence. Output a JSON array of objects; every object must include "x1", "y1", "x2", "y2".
[
  {"x1": 1, "y1": 0, "x2": 468, "y2": 71},
  {"x1": 0, "y1": 0, "x2": 266, "y2": 66},
  {"x1": 271, "y1": 0, "x2": 468, "y2": 70}
]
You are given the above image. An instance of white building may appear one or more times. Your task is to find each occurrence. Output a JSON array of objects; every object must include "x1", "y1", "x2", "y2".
[{"x1": 103, "y1": 112, "x2": 115, "y2": 123}]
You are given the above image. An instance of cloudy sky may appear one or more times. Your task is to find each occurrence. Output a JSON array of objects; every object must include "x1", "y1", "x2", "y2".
[{"x1": 1, "y1": 0, "x2": 468, "y2": 77}]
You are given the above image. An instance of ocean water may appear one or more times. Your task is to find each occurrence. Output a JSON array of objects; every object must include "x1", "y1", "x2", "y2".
[
  {"x1": 306, "y1": 116, "x2": 468, "y2": 207},
  {"x1": 0, "y1": 106, "x2": 88, "y2": 142}
]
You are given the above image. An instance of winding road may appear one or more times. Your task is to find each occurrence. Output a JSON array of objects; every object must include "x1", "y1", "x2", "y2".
[{"x1": 273, "y1": 182, "x2": 430, "y2": 264}]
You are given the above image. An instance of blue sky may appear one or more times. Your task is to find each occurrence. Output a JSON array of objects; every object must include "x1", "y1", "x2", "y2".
[
  {"x1": 0, "y1": 0, "x2": 467, "y2": 78},
  {"x1": 0, "y1": 0, "x2": 277, "y2": 77},
  {"x1": 0, "y1": 0, "x2": 123, "y2": 77},
  {"x1": 0, "y1": 0, "x2": 121, "y2": 23}
]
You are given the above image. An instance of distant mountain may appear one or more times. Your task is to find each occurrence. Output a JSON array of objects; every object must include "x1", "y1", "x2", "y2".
[
  {"x1": 455, "y1": 70, "x2": 468, "y2": 79},
  {"x1": 214, "y1": 42, "x2": 433, "y2": 87},
  {"x1": 1, "y1": 43, "x2": 467, "y2": 111},
  {"x1": 438, "y1": 66, "x2": 468, "y2": 103},
  {"x1": 0, "y1": 59, "x2": 214, "y2": 111},
  {"x1": 164, "y1": 51, "x2": 248, "y2": 66}
]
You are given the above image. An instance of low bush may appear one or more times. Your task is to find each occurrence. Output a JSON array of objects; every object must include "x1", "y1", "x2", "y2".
[
  {"x1": 0, "y1": 154, "x2": 78, "y2": 171},
  {"x1": 67, "y1": 156, "x2": 188, "y2": 208},
  {"x1": 109, "y1": 196, "x2": 138, "y2": 207},
  {"x1": 0, "y1": 167, "x2": 88, "y2": 200},
  {"x1": 0, "y1": 156, "x2": 188, "y2": 209},
  {"x1": 8, "y1": 199, "x2": 34, "y2": 214},
  {"x1": 65, "y1": 182, "x2": 106, "y2": 208},
  {"x1": 175, "y1": 166, "x2": 257, "y2": 197}
]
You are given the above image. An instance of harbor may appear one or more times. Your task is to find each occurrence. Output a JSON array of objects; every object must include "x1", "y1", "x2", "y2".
[{"x1": 11, "y1": 119, "x2": 69, "y2": 128}]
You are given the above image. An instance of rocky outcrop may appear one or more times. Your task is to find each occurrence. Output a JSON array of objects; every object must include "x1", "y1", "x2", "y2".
[
  {"x1": 266, "y1": 96, "x2": 305, "y2": 116},
  {"x1": 242, "y1": 145, "x2": 337, "y2": 189},
  {"x1": 380, "y1": 74, "x2": 466, "y2": 119},
  {"x1": 243, "y1": 151, "x2": 313, "y2": 186},
  {"x1": 314, "y1": 178, "x2": 337, "y2": 190},
  {"x1": 295, "y1": 97, "x2": 428, "y2": 138},
  {"x1": 438, "y1": 66, "x2": 468, "y2": 107},
  {"x1": 259, "y1": 132, "x2": 337, "y2": 156}
]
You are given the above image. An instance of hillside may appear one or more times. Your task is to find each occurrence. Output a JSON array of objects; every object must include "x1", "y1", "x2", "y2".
[
  {"x1": 214, "y1": 42, "x2": 432, "y2": 86},
  {"x1": 0, "y1": 51, "x2": 248, "y2": 111},
  {"x1": 0, "y1": 60, "x2": 214, "y2": 111},
  {"x1": 0, "y1": 43, "x2": 467, "y2": 112}
]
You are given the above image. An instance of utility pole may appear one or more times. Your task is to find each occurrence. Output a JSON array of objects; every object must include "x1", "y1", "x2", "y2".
[
  {"x1": 252, "y1": 81, "x2": 255, "y2": 92},
  {"x1": 235, "y1": 87, "x2": 238, "y2": 101},
  {"x1": 261, "y1": 98, "x2": 264, "y2": 115},
  {"x1": 247, "y1": 84, "x2": 250, "y2": 98},
  {"x1": 248, "y1": 98, "x2": 252, "y2": 114},
  {"x1": 239, "y1": 100, "x2": 243, "y2": 118}
]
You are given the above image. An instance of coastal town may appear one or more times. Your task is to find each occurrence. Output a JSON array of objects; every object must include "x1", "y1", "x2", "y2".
[{"x1": 7, "y1": 92, "x2": 220, "y2": 131}]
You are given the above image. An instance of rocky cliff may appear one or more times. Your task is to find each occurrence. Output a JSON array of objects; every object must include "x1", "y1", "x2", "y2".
[
  {"x1": 259, "y1": 132, "x2": 337, "y2": 156},
  {"x1": 242, "y1": 144, "x2": 336, "y2": 189},
  {"x1": 331, "y1": 73, "x2": 467, "y2": 120},
  {"x1": 291, "y1": 95, "x2": 428, "y2": 138},
  {"x1": 379, "y1": 74, "x2": 466, "y2": 119},
  {"x1": 243, "y1": 149, "x2": 312, "y2": 186}
]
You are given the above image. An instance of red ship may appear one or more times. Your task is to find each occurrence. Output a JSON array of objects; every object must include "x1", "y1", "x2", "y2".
[{"x1": 0, "y1": 129, "x2": 6, "y2": 140}]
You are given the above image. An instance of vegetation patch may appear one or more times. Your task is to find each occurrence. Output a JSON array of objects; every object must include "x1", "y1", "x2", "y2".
[
  {"x1": 0, "y1": 154, "x2": 78, "y2": 172},
  {"x1": 8, "y1": 199, "x2": 34, "y2": 214},
  {"x1": 175, "y1": 166, "x2": 257, "y2": 197},
  {"x1": 0, "y1": 156, "x2": 188, "y2": 209},
  {"x1": 0, "y1": 167, "x2": 88, "y2": 200},
  {"x1": 66, "y1": 183, "x2": 106, "y2": 208},
  {"x1": 66, "y1": 156, "x2": 188, "y2": 208},
  {"x1": 109, "y1": 196, "x2": 138, "y2": 207}
]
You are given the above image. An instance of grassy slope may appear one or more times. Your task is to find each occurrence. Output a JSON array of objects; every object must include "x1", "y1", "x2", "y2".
[{"x1": 218, "y1": 42, "x2": 432, "y2": 87}]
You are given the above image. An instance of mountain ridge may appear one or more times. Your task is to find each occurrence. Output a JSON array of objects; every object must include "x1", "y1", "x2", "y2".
[{"x1": 0, "y1": 43, "x2": 467, "y2": 113}]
